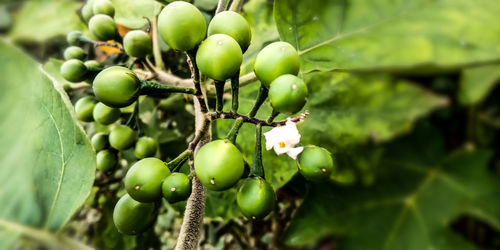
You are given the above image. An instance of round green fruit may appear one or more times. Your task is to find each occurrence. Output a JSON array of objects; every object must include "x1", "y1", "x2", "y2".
[
  {"x1": 113, "y1": 194, "x2": 157, "y2": 235},
  {"x1": 208, "y1": 11, "x2": 251, "y2": 52},
  {"x1": 93, "y1": 102, "x2": 121, "y2": 125},
  {"x1": 67, "y1": 31, "x2": 83, "y2": 46},
  {"x1": 81, "y1": 2, "x2": 94, "y2": 23},
  {"x1": 268, "y1": 74, "x2": 308, "y2": 114},
  {"x1": 84, "y1": 60, "x2": 102, "y2": 72},
  {"x1": 157, "y1": 1, "x2": 206, "y2": 51},
  {"x1": 64, "y1": 46, "x2": 85, "y2": 60},
  {"x1": 123, "y1": 30, "x2": 152, "y2": 58},
  {"x1": 194, "y1": 140, "x2": 244, "y2": 191},
  {"x1": 125, "y1": 158, "x2": 171, "y2": 202},
  {"x1": 74, "y1": 96, "x2": 96, "y2": 122},
  {"x1": 109, "y1": 125, "x2": 137, "y2": 150},
  {"x1": 236, "y1": 177, "x2": 275, "y2": 219},
  {"x1": 96, "y1": 149, "x2": 117, "y2": 172},
  {"x1": 162, "y1": 172, "x2": 191, "y2": 203},
  {"x1": 88, "y1": 14, "x2": 117, "y2": 41},
  {"x1": 196, "y1": 34, "x2": 242, "y2": 81},
  {"x1": 134, "y1": 137, "x2": 157, "y2": 159},
  {"x1": 91, "y1": 132, "x2": 109, "y2": 151},
  {"x1": 297, "y1": 146, "x2": 335, "y2": 181},
  {"x1": 60, "y1": 59, "x2": 88, "y2": 82},
  {"x1": 254, "y1": 41, "x2": 300, "y2": 87},
  {"x1": 93, "y1": 66, "x2": 140, "y2": 108},
  {"x1": 93, "y1": 0, "x2": 114, "y2": 17}
]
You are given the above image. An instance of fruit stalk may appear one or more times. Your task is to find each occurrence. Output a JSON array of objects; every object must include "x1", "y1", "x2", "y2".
[
  {"x1": 139, "y1": 80, "x2": 196, "y2": 96},
  {"x1": 215, "y1": 0, "x2": 230, "y2": 14},
  {"x1": 226, "y1": 117, "x2": 244, "y2": 143},
  {"x1": 167, "y1": 150, "x2": 193, "y2": 172},
  {"x1": 266, "y1": 109, "x2": 280, "y2": 123},
  {"x1": 214, "y1": 80, "x2": 225, "y2": 113},
  {"x1": 247, "y1": 84, "x2": 269, "y2": 119},
  {"x1": 249, "y1": 124, "x2": 265, "y2": 178},
  {"x1": 230, "y1": 71, "x2": 239, "y2": 112},
  {"x1": 151, "y1": 15, "x2": 166, "y2": 70}
]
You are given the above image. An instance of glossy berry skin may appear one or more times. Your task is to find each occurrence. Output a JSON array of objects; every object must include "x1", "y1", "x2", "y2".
[
  {"x1": 109, "y1": 125, "x2": 137, "y2": 150},
  {"x1": 67, "y1": 31, "x2": 83, "y2": 46},
  {"x1": 125, "y1": 158, "x2": 171, "y2": 202},
  {"x1": 93, "y1": 66, "x2": 140, "y2": 108},
  {"x1": 134, "y1": 137, "x2": 157, "y2": 159},
  {"x1": 297, "y1": 146, "x2": 335, "y2": 181},
  {"x1": 92, "y1": 102, "x2": 120, "y2": 125},
  {"x1": 93, "y1": 0, "x2": 114, "y2": 17},
  {"x1": 157, "y1": 1, "x2": 206, "y2": 51},
  {"x1": 254, "y1": 41, "x2": 300, "y2": 87},
  {"x1": 88, "y1": 14, "x2": 117, "y2": 41},
  {"x1": 96, "y1": 149, "x2": 117, "y2": 172},
  {"x1": 162, "y1": 172, "x2": 191, "y2": 203},
  {"x1": 84, "y1": 60, "x2": 102, "y2": 72},
  {"x1": 268, "y1": 74, "x2": 308, "y2": 114},
  {"x1": 113, "y1": 194, "x2": 157, "y2": 235},
  {"x1": 237, "y1": 177, "x2": 275, "y2": 219},
  {"x1": 208, "y1": 11, "x2": 251, "y2": 52},
  {"x1": 74, "y1": 96, "x2": 96, "y2": 122},
  {"x1": 196, "y1": 34, "x2": 242, "y2": 81},
  {"x1": 60, "y1": 59, "x2": 88, "y2": 82},
  {"x1": 123, "y1": 30, "x2": 152, "y2": 58},
  {"x1": 194, "y1": 140, "x2": 244, "y2": 191},
  {"x1": 64, "y1": 46, "x2": 85, "y2": 60},
  {"x1": 91, "y1": 132, "x2": 109, "y2": 151}
]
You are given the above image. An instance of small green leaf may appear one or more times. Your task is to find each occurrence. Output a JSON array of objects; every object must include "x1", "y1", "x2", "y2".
[
  {"x1": 111, "y1": 0, "x2": 163, "y2": 29},
  {"x1": 458, "y1": 64, "x2": 500, "y2": 105},
  {"x1": 10, "y1": 0, "x2": 86, "y2": 43},
  {"x1": 275, "y1": 0, "x2": 500, "y2": 73},
  {"x1": 0, "y1": 39, "x2": 95, "y2": 247}
]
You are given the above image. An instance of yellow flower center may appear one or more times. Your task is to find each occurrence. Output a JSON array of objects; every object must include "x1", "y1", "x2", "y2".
[{"x1": 279, "y1": 142, "x2": 286, "y2": 148}]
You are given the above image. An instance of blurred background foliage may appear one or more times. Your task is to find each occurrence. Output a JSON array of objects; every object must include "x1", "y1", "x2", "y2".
[{"x1": 0, "y1": 0, "x2": 499, "y2": 249}]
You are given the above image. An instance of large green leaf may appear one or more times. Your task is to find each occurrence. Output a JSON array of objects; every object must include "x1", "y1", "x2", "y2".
[
  {"x1": 282, "y1": 126, "x2": 500, "y2": 249},
  {"x1": 9, "y1": 0, "x2": 86, "y2": 43},
  {"x1": 0, "y1": 40, "x2": 95, "y2": 247},
  {"x1": 458, "y1": 64, "x2": 500, "y2": 106},
  {"x1": 274, "y1": 0, "x2": 500, "y2": 73},
  {"x1": 111, "y1": 0, "x2": 163, "y2": 29},
  {"x1": 299, "y1": 72, "x2": 448, "y2": 147}
]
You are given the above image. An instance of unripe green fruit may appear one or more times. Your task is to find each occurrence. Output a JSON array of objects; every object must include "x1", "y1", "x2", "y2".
[
  {"x1": 67, "y1": 31, "x2": 83, "y2": 46},
  {"x1": 109, "y1": 125, "x2": 137, "y2": 150},
  {"x1": 81, "y1": 3, "x2": 94, "y2": 23},
  {"x1": 208, "y1": 11, "x2": 251, "y2": 52},
  {"x1": 268, "y1": 74, "x2": 308, "y2": 114},
  {"x1": 123, "y1": 30, "x2": 152, "y2": 58},
  {"x1": 297, "y1": 146, "x2": 335, "y2": 181},
  {"x1": 84, "y1": 60, "x2": 102, "y2": 72},
  {"x1": 74, "y1": 96, "x2": 96, "y2": 122},
  {"x1": 157, "y1": 1, "x2": 206, "y2": 51},
  {"x1": 60, "y1": 59, "x2": 88, "y2": 82},
  {"x1": 162, "y1": 172, "x2": 191, "y2": 203},
  {"x1": 134, "y1": 137, "x2": 158, "y2": 159},
  {"x1": 93, "y1": 0, "x2": 114, "y2": 17},
  {"x1": 125, "y1": 158, "x2": 171, "y2": 202},
  {"x1": 64, "y1": 46, "x2": 85, "y2": 60},
  {"x1": 194, "y1": 140, "x2": 244, "y2": 191},
  {"x1": 92, "y1": 102, "x2": 121, "y2": 125},
  {"x1": 96, "y1": 149, "x2": 117, "y2": 172},
  {"x1": 196, "y1": 34, "x2": 242, "y2": 81},
  {"x1": 237, "y1": 177, "x2": 275, "y2": 219},
  {"x1": 93, "y1": 66, "x2": 140, "y2": 108},
  {"x1": 91, "y1": 132, "x2": 109, "y2": 151},
  {"x1": 88, "y1": 14, "x2": 117, "y2": 41},
  {"x1": 113, "y1": 194, "x2": 157, "y2": 235},
  {"x1": 254, "y1": 41, "x2": 300, "y2": 87}
]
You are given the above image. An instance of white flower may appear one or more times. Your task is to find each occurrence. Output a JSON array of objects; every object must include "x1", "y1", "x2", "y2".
[{"x1": 264, "y1": 119, "x2": 303, "y2": 159}]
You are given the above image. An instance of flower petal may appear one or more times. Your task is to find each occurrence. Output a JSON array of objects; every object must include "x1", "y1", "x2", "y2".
[{"x1": 286, "y1": 146, "x2": 304, "y2": 160}]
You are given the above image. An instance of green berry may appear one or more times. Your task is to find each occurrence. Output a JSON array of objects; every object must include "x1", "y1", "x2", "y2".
[
  {"x1": 134, "y1": 137, "x2": 158, "y2": 159},
  {"x1": 254, "y1": 41, "x2": 300, "y2": 87},
  {"x1": 60, "y1": 59, "x2": 88, "y2": 82},
  {"x1": 84, "y1": 60, "x2": 102, "y2": 72},
  {"x1": 96, "y1": 149, "x2": 117, "y2": 172},
  {"x1": 67, "y1": 31, "x2": 83, "y2": 46},
  {"x1": 81, "y1": 2, "x2": 94, "y2": 23},
  {"x1": 74, "y1": 96, "x2": 96, "y2": 122},
  {"x1": 196, "y1": 34, "x2": 242, "y2": 81},
  {"x1": 113, "y1": 194, "x2": 157, "y2": 235},
  {"x1": 64, "y1": 46, "x2": 85, "y2": 60},
  {"x1": 92, "y1": 102, "x2": 121, "y2": 125},
  {"x1": 237, "y1": 177, "x2": 275, "y2": 219},
  {"x1": 91, "y1": 132, "x2": 109, "y2": 151},
  {"x1": 194, "y1": 140, "x2": 244, "y2": 191},
  {"x1": 88, "y1": 14, "x2": 117, "y2": 41},
  {"x1": 268, "y1": 74, "x2": 308, "y2": 114},
  {"x1": 125, "y1": 158, "x2": 171, "y2": 202},
  {"x1": 109, "y1": 125, "x2": 137, "y2": 150},
  {"x1": 208, "y1": 11, "x2": 251, "y2": 52},
  {"x1": 92, "y1": 66, "x2": 140, "y2": 108},
  {"x1": 157, "y1": 1, "x2": 206, "y2": 51},
  {"x1": 162, "y1": 172, "x2": 191, "y2": 203},
  {"x1": 297, "y1": 146, "x2": 335, "y2": 181},
  {"x1": 123, "y1": 30, "x2": 152, "y2": 58},
  {"x1": 93, "y1": 0, "x2": 114, "y2": 17}
]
